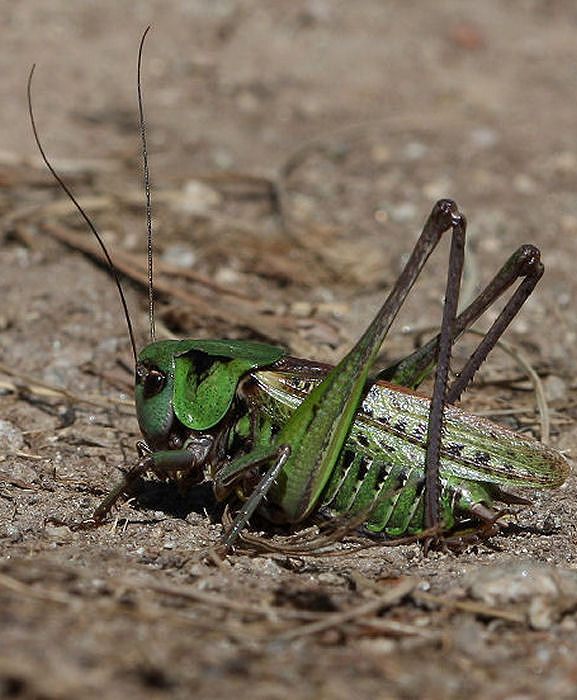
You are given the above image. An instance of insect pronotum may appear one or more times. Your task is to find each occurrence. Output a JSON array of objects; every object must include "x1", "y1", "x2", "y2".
[{"x1": 28, "y1": 29, "x2": 570, "y2": 551}]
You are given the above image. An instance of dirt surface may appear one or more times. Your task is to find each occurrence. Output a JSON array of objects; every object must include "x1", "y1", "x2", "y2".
[{"x1": 2, "y1": 2, "x2": 577, "y2": 698}]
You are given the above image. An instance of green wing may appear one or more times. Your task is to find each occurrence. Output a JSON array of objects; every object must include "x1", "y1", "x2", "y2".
[{"x1": 251, "y1": 362, "x2": 569, "y2": 490}]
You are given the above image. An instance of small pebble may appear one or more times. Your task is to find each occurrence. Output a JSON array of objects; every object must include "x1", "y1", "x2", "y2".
[
  {"x1": 0, "y1": 420, "x2": 24, "y2": 452},
  {"x1": 468, "y1": 559, "x2": 577, "y2": 630},
  {"x1": 389, "y1": 202, "x2": 417, "y2": 223},
  {"x1": 543, "y1": 375, "x2": 567, "y2": 402},
  {"x1": 403, "y1": 141, "x2": 428, "y2": 160},
  {"x1": 469, "y1": 127, "x2": 498, "y2": 149},
  {"x1": 162, "y1": 244, "x2": 197, "y2": 269},
  {"x1": 44, "y1": 525, "x2": 73, "y2": 543},
  {"x1": 513, "y1": 174, "x2": 537, "y2": 195},
  {"x1": 178, "y1": 179, "x2": 222, "y2": 214}
]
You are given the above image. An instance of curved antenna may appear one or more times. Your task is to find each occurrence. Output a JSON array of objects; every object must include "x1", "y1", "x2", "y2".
[
  {"x1": 137, "y1": 26, "x2": 156, "y2": 342},
  {"x1": 27, "y1": 64, "x2": 138, "y2": 365}
]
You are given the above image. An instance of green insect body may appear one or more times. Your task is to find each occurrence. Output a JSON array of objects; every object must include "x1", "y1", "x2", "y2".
[{"x1": 130, "y1": 336, "x2": 568, "y2": 540}]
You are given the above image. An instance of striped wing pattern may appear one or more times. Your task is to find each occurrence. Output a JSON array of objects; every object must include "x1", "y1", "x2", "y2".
[{"x1": 250, "y1": 366, "x2": 569, "y2": 532}]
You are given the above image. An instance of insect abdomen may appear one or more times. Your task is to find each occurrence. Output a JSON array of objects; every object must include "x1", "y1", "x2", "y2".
[
  {"x1": 320, "y1": 450, "x2": 426, "y2": 534},
  {"x1": 319, "y1": 444, "x2": 503, "y2": 534}
]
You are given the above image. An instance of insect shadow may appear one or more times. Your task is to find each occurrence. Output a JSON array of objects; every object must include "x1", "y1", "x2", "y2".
[{"x1": 125, "y1": 478, "x2": 222, "y2": 522}]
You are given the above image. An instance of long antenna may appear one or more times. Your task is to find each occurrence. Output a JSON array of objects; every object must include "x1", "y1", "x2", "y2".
[
  {"x1": 137, "y1": 26, "x2": 156, "y2": 342},
  {"x1": 27, "y1": 65, "x2": 138, "y2": 365}
]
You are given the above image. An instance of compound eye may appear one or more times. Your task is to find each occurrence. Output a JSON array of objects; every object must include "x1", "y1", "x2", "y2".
[{"x1": 143, "y1": 369, "x2": 166, "y2": 398}]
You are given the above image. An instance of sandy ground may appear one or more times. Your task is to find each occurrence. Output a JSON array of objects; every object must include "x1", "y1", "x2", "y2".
[{"x1": 1, "y1": 2, "x2": 577, "y2": 698}]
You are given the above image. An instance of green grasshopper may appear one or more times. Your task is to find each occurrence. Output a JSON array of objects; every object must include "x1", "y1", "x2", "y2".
[{"x1": 28, "y1": 34, "x2": 569, "y2": 550}]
